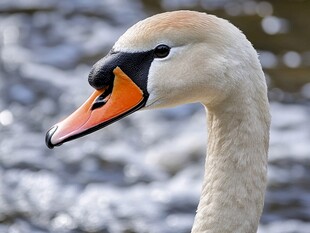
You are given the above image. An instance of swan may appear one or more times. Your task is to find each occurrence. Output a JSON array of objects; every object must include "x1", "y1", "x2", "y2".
[{"x1": 45, "y1": 10, "x2": 270, "y2": 233}]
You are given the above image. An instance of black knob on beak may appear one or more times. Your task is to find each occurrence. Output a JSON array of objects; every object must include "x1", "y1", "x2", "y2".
[{"x1": 88, "y1": 53, "x2": 121, "y2": 90}]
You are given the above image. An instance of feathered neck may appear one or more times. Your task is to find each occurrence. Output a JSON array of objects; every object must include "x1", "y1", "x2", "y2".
[{"x1": 192, "y1": 77, "x2": 270, "y2": 233}]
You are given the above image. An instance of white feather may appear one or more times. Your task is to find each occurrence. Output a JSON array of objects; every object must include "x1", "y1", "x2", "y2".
[{"x1": 114, "y1": 10, "x2": 270, "y2": 233}]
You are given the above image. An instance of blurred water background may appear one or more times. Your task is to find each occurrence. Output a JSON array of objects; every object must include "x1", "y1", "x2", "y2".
[{"x1": 0, "y1": 0, "x2": 310, "y2": 232}]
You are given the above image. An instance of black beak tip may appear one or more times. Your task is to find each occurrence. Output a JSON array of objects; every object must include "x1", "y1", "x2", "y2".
[{"x1": 45, "y1": 126, "x2": 57, "y2": 149}]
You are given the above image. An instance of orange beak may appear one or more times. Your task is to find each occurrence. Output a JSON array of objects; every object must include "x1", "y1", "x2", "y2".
[{"x1": 46, "y1": 67, "x2": 145, "y2": 148}]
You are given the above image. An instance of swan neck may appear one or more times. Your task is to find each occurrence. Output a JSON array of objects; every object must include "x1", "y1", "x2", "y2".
[{"x1": 192, "y1": 97, "x2": 270, "y2": 233}]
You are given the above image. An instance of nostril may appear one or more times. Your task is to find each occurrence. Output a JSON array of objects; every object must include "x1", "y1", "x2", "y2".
[
  {"x1": 91, "y1": 85, "x2": 113, "y2": 110},
  {"x1": 91, "y1": 96, "x2": 108, "y2": 110}
]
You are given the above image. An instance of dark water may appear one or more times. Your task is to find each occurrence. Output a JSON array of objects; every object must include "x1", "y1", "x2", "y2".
[{"x1": 0, "y1": 0, "x2": 310, "y2": 232}]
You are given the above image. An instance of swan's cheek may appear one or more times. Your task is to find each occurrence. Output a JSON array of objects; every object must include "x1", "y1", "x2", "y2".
[
  {"x1": 144, "y1": 66, "x2": 188, "y2": 109},
  {"x1": 144, "y1": 65, "x2": 171, "y2": 109}
]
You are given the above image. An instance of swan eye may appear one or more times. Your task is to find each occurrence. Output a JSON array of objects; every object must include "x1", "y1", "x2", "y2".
[{"x1": 154, "y1": 44, "x2": 170, "y2": 58}]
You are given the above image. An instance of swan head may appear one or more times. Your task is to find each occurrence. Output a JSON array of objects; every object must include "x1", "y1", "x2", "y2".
[{"x1": 46, "y1": 10, "x2": 264, "y2": 148}]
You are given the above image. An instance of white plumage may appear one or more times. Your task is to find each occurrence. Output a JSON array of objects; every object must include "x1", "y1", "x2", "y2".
[{"x1": 114, "y1": 11, "x2": 270, "y2": 233}]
